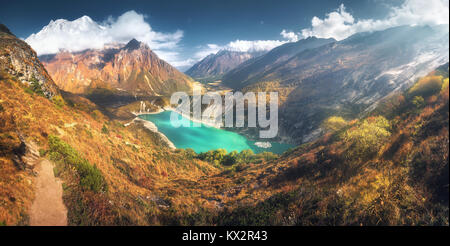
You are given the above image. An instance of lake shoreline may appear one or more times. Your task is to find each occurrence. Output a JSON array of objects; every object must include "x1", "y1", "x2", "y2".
[
  {"x1": 127, "y1": 117, "x2": 177, "y2": 150},
  {"x1": 136, "y1": 111, "x2": 295, "y2": 154},
  {"x1": 134, "y1": 106, "x2": 221, "y2": 129}
]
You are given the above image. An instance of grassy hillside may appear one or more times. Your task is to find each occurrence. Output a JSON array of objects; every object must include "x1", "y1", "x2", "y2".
[
  {"x1": 1, "y1": 22, "x2": 448, "y2": 225},
  {"x1": 222, "y1": 26, "x2": 449, "y2": 144},
  {"x1": 1, "y1": 63, "x2": 448, "y2": 225},
  {"x1": 209, "y1": 64, "x2": 449, "y2": 225},
  {"x1": 0, "y1": 71, "x2": 219, "y2": 225}
]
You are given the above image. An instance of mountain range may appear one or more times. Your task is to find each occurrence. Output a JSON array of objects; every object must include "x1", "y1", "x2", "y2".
[
  {"x1": 185, "y1": 50, "x2": 265, "y2": 82},
  {"x1": 222, "y1": 25, "x2": 449, "y2": 143},
  {"x1": 0, "y1": 22, "x2": 449, "y2": 226},
  {"x1": 222, "y1": 36, "x2": 336, "y2": 87},
  {"x1": 40, "y1": 39, "x2": 193, "y2": 99}
]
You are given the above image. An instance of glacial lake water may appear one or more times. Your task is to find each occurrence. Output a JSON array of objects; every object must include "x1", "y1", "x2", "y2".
[{"x1": 139, "y1": 111, "x2": 294, "y2": 154}]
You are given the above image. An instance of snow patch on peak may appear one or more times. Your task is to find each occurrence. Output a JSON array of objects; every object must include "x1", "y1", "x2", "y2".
[{"x1": 24, "y1": 11, "x2": 184, "y2": 68}]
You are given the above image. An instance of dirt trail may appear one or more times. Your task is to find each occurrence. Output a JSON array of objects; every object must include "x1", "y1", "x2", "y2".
[{"x1": 30, "y1": 159, "x2": 67, "y2": 226}]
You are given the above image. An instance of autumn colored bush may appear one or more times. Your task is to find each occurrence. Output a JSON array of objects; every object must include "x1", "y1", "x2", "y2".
[
  {"x1": 51, "y1": 95, "x2": 65, "y2": 108},
  {"x1": 441, "y1": 78, "x2": 449, "y2": 96},
  {"x1": 408, "y1": 75, "x2": 443, "y2": 98},
  {"x1": 412, "y1": 96, "x2": 425, "y2": 108},
  {"x1": 322, "y1": 116, "x2": 348, "y2": 132},
  {"x1": 342, "y1": 116, "x2": 391, "y2": 160}
]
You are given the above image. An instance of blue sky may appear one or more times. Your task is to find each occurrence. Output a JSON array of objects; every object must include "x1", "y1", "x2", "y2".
[{"x1": 1, "y1": 0, "x2": 448, "y2": 70}]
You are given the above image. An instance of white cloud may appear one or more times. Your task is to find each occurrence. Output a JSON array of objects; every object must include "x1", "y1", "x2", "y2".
[
  {"x1": 300, "y1": 0, "x2": 449, "y2": 40},
  {"x1": 225, "y1": 39, "x2": 286, "y2": 52},
  {"x1": 25, "y1": 10, "x2": 185, "y2": 67},
  {"x1": 388, "y1": 0, "x2": 449, "y2": 26},
  {"x1": 281, "y1": 30, "x2": 300, "y2": 42},
  {"x1": 193, "y1": 44, "x2": 222, "y2": 60},
  {"x1": 192, "y1": 36, "x2": 292, "y2": 62},
  {"x1": 167, "y1": 44, "x2": 222, "y2": 69},
  {"x1": 188, "y1": 0, "x2": 449, "y2": 67}
]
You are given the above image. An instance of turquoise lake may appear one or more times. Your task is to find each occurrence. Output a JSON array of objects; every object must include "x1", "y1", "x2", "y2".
[{"x1": 139, "y1": 111, "x2": 294, "y2": 154}]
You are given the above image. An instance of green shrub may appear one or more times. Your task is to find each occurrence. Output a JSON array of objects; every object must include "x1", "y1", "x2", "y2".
[
  {"x1": 254, "y1": 151, "x2": 278, "y2": 162},
  {"x1": 222, "y1": 151, "x2": 237, "y2": 166},
  {"x1": 197, "y1": 149, "x2": 227, "y2": 164},
  {"x1": 24, "y1": 87, "x2": 34, "y2": 95},
  {"x1": 412, "y1": 96, "x2": 425, "y2": 108},
  {"x1": 48, "y1": 135, "x2": 107, "y2": 192},
  {"x1": 30, "y1": 76, "x2": 45, "y2": 96},
  {"x1": 101, "y1": 125, "x2": 109, "y2": 134},
  {"x1": 197, "y1": 148, "x2": 279, "y2": 166},
  {"x1": 52, "y1": 95, "x2": 65, "y2": 108},
  {"x1": 235, "y1": 149, "x2": 254, "y2": 163},
  {"x1": 184, "y1": 148, "x2": 197, "y2": 159},
  {"x1": 39, "y1": 149, "x2": 47, "y2": 157}
]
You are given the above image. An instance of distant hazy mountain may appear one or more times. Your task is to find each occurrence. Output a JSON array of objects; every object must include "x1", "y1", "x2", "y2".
[
  {"x1": 222, "y1": 37, "x2": 336, "y2": 87},
  {"x1": 185, "y1": 50, "x2": 265, "y2": 82},
  {"x1": 40, "y1": 39, "x2": 193, "y2": 98},
  {"x1": 223, "y1": 25, "x2": 449, "y2": 143}
]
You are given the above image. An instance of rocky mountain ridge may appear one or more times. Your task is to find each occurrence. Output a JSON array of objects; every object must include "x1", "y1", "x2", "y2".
[
  {"x1": 40, "y1": 39, "x2": 193, "y2": 97},
  {"x1": 223, "y1": 25, "x2": 449, "y2": 143},
  {"x1": 0, "y1": 26, "x2": 59, "y2": 98},
  {"x1": 186, "y1": 50, "x2": 265, "y2": 82}
]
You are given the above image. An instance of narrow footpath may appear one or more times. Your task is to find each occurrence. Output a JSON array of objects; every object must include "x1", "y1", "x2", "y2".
[{"x1": 29, "y1": 159, "x2": 67, "y2": 226}]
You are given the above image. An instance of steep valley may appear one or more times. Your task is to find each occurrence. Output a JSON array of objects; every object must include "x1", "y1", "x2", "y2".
[
  {"x1": 0, "y1": 24, "x2": 449, "y2": 226},
  {"x1": 223, "y1": 25, "x2": 449, "y2": 144}
]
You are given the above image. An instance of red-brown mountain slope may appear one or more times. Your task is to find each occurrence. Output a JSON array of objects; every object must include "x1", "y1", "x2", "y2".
[{"x1": 41, "y1": 39, "x2": 193, "y2": 97}]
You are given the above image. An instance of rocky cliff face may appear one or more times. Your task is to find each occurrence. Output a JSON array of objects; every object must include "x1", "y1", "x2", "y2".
[
  {"x1": 0, "y1": 25, "x2": 59, "y2": 98},
  {"x1": 40, "y1": 39, "x2": 193, "y2": 97},
  {"x1": 186, "y1": 50, "x2": 264, "y2": 81},
  {"x1": 223, "y1": 25, "x2": 449, "y2": 143}
]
